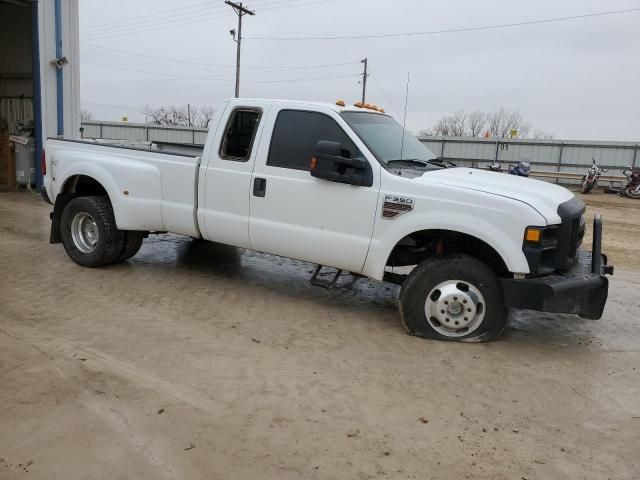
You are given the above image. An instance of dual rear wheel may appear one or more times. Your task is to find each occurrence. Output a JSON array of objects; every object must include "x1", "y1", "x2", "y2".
[{"x1": 60, "y1": 196, "x2": 145, "y2": 268}]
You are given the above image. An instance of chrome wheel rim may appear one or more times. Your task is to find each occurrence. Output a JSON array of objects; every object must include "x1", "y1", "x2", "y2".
[
  {"x1": 424, "y1": 280, "x2": 486, "y2": 338},
  {"x1": 71, "y1": 212, "x2": 99, "y2": 253}
]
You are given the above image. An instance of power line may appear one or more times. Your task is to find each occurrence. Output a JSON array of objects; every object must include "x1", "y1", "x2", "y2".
[
  {"x1": 248, "y1": 72, "x2": 359, "y2": 84},
  {"x1": 83, "y1": 45, "x2": 360, "y2": 71},
  {"x1": 82, "y1": 12, "x2": 233, "y2": 41},
  {"x1": 81, "y1": 1, "x2": 217, "y2": 32},
  {"x1": 81, "y1": 60, "x2": 360, "y2": 87},
  {"x1": 81, "y1": 0, "x2": 297, "y2": 35},
  {"x1": 80, "y1": 60, "x2": 233, "y2": 81},
  {"x1": 245, "y1": 7, "x2": 640, "y2": 40},
  {"x1": 366, "y1": 68, "x2": 402, "y2": 118},
  {"x1": 82, "y1": 0, "x2": 328, "y2": 41},
  {"x1": 81, "y1": 57, "x2": 360, "y2": 80},
  {"x1": 258, "y1": 0, "x2": 333, "y2": 13}
]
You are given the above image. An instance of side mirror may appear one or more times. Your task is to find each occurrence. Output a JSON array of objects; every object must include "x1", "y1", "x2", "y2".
[{"x1": 310, "y1": 140, "x2": 369, "y2": 186}]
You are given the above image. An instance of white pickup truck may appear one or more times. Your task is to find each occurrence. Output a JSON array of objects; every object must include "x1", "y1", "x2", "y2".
[{"x1": 42, "y1": 98, "x2": 613, "y2": 342}]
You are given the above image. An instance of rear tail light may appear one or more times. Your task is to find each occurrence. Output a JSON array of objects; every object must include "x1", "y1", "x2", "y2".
[{"x1": 41, "y1": 149, "x2": 46, "y2": 176}]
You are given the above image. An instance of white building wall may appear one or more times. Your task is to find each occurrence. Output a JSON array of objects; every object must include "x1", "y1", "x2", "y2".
[{"x1": 38, "y1": 0, "x2": 80, "y2": 141}]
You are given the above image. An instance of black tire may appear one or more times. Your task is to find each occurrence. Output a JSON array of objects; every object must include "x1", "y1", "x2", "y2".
[
  {"x1": 580, "y1": 176, "x2": 593, "y2": 194},
  {"x1": 118, "y1": 231, "x2": 145, "y2": 261},
  {"x1": 60, "y1": 196, "x2": 125, "y2": 268},
  {"x1": 625, "y1": 186, "x2": 640, "y2": 199},
  {"x1": 399, "y1": 254, "x2": 508, "y2": 342}
]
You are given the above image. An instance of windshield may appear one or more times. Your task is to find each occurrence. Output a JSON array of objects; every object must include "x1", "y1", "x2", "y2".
[{"x1": 341, "y1": 112, "x2": 437, "y2": 166}]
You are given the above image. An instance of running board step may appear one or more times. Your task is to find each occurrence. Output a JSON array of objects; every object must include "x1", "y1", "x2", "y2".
[{"x1": 310, "y1": 265, "x2": 343, "y2": 289}]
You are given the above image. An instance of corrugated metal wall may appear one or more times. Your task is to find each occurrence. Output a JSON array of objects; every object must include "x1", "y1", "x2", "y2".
[
  {"x1": 420, "y1": 136, "x2": 638, "y2": 179},
  {"x1": 82, "y1": 121, "x2": 209, "y2": 145}
]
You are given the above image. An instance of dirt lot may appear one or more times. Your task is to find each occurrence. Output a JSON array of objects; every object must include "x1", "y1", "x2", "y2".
[{"x1": 0, "y1": 189, "x2": 639, "y2": 480}]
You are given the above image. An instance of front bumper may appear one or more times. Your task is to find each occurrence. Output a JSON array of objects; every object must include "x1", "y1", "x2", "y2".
[{"x1": 501, "y1": 215, "x2": 613, "y2": 320}]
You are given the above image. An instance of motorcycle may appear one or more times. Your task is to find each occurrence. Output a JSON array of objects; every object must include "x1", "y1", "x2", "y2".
[
  {"x1": 508, "y1": 160, "x2": 530, "y2": 177},
  {"x1": 621, "y1": 166, "x2": 640, "y2": 199},
  {"x1": 488, "y1": 160, "x2": 530, "y2": 177},
  {"x1": 580, "y1": 158, "x2": 607, "y2": 194}
]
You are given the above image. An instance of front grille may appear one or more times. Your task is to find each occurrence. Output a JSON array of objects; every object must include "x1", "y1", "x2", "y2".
[{"x1": 556, "y1": 197, "x2": 586, "y2": 270}]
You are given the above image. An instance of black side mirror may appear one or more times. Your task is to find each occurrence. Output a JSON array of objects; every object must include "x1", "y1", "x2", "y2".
[{"x1": 310, "y1": 140, "x2": 370, "y2": 186}]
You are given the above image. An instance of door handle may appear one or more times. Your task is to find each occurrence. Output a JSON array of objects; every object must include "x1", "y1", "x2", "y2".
[{"x1": 253, "y1": 177, "x2": 267, "y2": 197}]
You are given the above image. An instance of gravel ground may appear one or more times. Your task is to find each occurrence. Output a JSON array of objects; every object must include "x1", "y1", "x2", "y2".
[{"x1": 0, "y1": 189, "x2": 638, "y2": 480}]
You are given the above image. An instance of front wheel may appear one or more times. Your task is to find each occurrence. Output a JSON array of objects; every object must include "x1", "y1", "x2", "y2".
[
  {"x1": 624, "y1": 184, "x2": 640, "y2": 199},
  {"x1": 60, "y1": 196, "x2": 125, "y2": 267},
  {"x1": 581, "y1": 176, "x2": 594, "y2": 194},
  {"x1": 399, "y1": 255, "x2": 508, "y2": 342}
]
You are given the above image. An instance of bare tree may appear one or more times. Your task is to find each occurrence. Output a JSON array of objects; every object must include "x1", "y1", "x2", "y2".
[
  {"x1": 418, "y1": 128, "x2": 435, "y2": 137},
  {"x1": 80, "y1": 109, "x2": 94, "y2": 121},
  {"x1": 194, "y1": 106, "x2": 214, "y2": 128},
  {"x1": 144, "y1": 105, "x2": 215, "y2": 128},
  {"x1": 425, "y1": 108, "x2": 547, "y2": 139},
  {"x1": 466, "y1": 111, "x2": 486, "y2": 137},
  {"x1": 431, "y1": 111, "x2": 467, "y2": 136},
  {"x1": 531, "y1": 128, "x2": 554, "y2": 140},
  {"x1": 486, "y1": 107, "x2": 531, "y2": 138}
]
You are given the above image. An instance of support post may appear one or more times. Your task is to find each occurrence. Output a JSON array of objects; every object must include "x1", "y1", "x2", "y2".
[
  {"x1": 54, "y1": 0, "x2": 63, "y2": 136},
  {"x1": 361, "y1": 58, "x2": 368, "y2": 104},
  {"x1": 556, "y1": 143, "x2": 564, "y2": 184},
  {"x1": 32, "y1": 1, "x2": 44, "y2": 188}
]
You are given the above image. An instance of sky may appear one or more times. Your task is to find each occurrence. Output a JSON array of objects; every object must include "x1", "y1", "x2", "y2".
[{"x1": 78, "y1": 0, "x2": 640, "y2": 140}]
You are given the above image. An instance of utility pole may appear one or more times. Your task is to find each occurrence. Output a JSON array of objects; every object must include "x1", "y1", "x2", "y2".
[
  {"x1": 226, "y1": 1, "x2": 255, "y2": 98},
  {"x1": 361, "y1": 58, "x2": 368, "y2": 104}
]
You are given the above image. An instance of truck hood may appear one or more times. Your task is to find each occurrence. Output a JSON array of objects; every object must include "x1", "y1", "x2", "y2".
[{"x1": 419, "y1": 167, "x2": 575, "y2": 224}]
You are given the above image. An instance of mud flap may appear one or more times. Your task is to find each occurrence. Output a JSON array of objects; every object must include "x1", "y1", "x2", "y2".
[{"x1": 49, "y1": 193, "x2": 75, "y2": 244}]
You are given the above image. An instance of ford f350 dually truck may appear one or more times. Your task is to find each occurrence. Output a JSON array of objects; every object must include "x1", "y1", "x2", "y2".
[{"x1": 42, "y1": 98, "x2": 614, "y2": 342}]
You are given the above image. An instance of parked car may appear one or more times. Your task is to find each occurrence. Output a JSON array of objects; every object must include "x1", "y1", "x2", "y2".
[{"x1": 42, "y1": 99, "x2": 613, "y2": 342}]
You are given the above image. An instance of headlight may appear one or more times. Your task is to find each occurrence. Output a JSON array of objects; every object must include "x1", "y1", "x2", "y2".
[
  {"x1": 524, "y1": 225, "x2": 559, "y2": 246},
  {"x1": 523, "y1": 225, "x2": 561, "y2": 275}
]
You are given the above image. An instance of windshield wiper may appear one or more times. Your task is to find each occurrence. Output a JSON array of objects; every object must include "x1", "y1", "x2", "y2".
[
  {"x1": 387, "y1": 158, "x2": 450, "y2": 168},
  {"x1": 433, "y1": 157, "x2": 457, "y2": 167}
]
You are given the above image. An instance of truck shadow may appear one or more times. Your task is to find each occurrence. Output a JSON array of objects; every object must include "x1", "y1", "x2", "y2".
[{"x1": 129, "y1": 235, "x2": 615, "y2": 350}]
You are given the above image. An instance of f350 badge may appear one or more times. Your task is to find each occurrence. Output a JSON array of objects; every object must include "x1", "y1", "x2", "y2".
[{"x1": 382, "y1": 195, "x2": 414, "y2": 219}]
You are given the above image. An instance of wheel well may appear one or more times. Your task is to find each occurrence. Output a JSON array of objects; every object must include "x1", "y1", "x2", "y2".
[
  {"x1": 62, "y1": 175, "x2": 108, "y2": 197},
  {"x1": 386, "y1": 229, "x2": 509, "y2": 277},
  {"x1": 50, "y1": 175, "x2": 111, "y2": 245}
]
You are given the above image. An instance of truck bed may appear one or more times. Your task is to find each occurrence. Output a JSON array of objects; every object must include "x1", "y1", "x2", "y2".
[{"x1": 45, "y1": 138, "x2": 202, "y2": 236}]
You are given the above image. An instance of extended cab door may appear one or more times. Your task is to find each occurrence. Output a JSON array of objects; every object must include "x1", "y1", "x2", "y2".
[
  {"x1": 199, "y1": 101, "x2": 270, "y2": 248},
  {"x1": 249, "y1": 105, "x2": 381, "y2": 273}
]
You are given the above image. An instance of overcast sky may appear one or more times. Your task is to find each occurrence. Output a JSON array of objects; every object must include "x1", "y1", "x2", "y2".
[{"x1": 79, "y1": 0, "x2": 640, "y2": 140}]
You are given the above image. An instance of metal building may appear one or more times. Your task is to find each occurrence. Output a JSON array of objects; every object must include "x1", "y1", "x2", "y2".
[{"x1": 0, "y1": 0, "x2": 80, "y2": 188}]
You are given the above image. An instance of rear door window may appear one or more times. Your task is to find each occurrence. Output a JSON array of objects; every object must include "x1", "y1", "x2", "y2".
[{"x1": 219, "y1": 108, "x2": 262, "y2": 161}]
